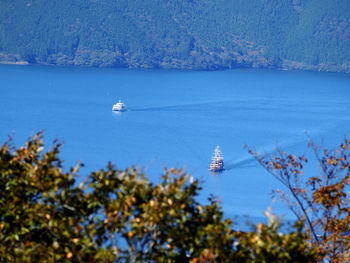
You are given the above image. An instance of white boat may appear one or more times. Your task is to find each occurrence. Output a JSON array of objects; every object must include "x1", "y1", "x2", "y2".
[
  {"x1": 209, "y1": 146, "x2": 224, "y2": 172},
  {"x1": 112, "y1": 100, "x2": 126, "y2": 111}
]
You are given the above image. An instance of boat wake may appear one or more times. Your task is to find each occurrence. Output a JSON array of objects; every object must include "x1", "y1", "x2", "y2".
[
  {"x1": 224, "y1": 156, "x2": 260, "y2": 171},
  {"x1": 130, "y1": 106, "x2": 189, "y2": 112},
  {"x1": 224, "y1": 130, "x2": 313, "y2": 171},
  {"x1": 127, "y1": 99, "x2": 244, "y2": 112},
  {"x1": 123, "y1": 97, "x2": 298, "y2": 113}
]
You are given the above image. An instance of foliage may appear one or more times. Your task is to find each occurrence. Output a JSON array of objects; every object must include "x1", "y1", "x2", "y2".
[
  {"x1": 0, "y1": 0, "x2": 349, "y2": 72},
  {"x1": 248, "y1": 137, "x2": 350, "y2": 262},
  {"x1": 0, "y1": 132, "x2": 318, "y2": 262},
  {"x1": 0, "y1": 133, "x2": 114, "y2": 262},
  {"x1": 234, "y1": 210, "x2": 316, "y2": 263}
]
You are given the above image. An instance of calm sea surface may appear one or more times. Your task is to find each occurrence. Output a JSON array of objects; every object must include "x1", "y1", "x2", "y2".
[{"x1": 1, "y1": 64, "x2": 349, "y2": 221}]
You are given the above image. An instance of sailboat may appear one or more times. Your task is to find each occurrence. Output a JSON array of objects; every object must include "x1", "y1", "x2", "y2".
[{"x1": 209, "y1": 145, "x2": 224, "y2": 172}]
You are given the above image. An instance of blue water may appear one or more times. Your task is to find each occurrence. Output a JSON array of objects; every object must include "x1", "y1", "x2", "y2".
[{"x1": 1, "y1": 64, "x2": 349, "y2": 221}]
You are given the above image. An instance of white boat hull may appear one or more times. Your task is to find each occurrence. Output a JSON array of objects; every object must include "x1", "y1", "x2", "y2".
[{"x1": 112, "y1": 101, "x2": 126, "y2": 111}]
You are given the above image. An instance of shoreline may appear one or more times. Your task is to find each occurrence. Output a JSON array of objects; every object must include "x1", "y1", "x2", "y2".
[
  {"x1": 0, "y1": 61, "x2": 28, "y2": 65},
  {"x1": 0, "y1": 58, "x2": 349, "y2": 75}
]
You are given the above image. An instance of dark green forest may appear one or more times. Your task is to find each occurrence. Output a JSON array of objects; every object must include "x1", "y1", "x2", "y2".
[{"x1": 0, "y1": 0, "x2": 349, "y2": 72}]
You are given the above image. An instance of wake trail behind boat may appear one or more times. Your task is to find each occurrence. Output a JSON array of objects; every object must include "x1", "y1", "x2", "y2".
[
  {"x1": 125, "y1": 97, "x2": 302, "y2": 113},
  {"x1": 224, "y1": 156, "x2": 260, "y2": 171},
  {"x1": 225, "y1": 122, "x2": 343, "y2": 172},
  {"x1": 128, "y1": 99, "x2": 246, "y2": 112},
  {"x1": 224, "y1": 130, "x2": 312, "y2": 171}
]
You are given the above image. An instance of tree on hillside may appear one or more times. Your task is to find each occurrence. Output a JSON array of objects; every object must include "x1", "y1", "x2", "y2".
[
  {"x1": 0, "y1": 132, "x2": 317, "y2": 262},
  {"x1": 248, "y1": 137, "x2": 350, "y2": 262}
]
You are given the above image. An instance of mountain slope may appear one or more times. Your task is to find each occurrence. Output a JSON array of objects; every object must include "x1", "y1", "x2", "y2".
[{"x1": 0, "y1": 0, "x2": 349, "y2": 72}]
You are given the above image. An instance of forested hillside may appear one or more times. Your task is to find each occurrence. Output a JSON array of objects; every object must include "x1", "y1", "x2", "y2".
[{"x1": 0, "y1": 0, "x2": 349, "y2": 72}]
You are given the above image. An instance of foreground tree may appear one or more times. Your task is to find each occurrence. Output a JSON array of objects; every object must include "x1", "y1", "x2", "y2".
[
  {"x1": 248, "y1": 137, "x2": 350, "y2": 262},
  {"x1": 0, "y1": 132, "x2": 317, "y2": 262},
  {"x1": 234, "y1": 210, "x2": 315, "y2": 263}
]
